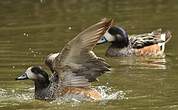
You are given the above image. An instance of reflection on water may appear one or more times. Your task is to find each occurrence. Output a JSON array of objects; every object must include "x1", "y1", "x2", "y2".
[{"x1": 119, "y1": 57, "x2": 167, "y2": 70}]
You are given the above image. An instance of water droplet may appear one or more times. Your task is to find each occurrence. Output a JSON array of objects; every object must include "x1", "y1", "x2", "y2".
[
  {"x1": 11, "y1": 89, "x2": 15, "y2": 93},
  {"x1": 68, "y1": 27, "x2": 72, "y2": 30},
  {"x1": 23, "y1": 32, "x2": 29, "y2": 37}
]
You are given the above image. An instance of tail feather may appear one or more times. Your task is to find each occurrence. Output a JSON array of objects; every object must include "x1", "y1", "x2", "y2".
[
  {"x1": 165, "y1": 31, "x2": 172, "y2": 43},
  {"x1": 158, "y1": 30, "x2": 172, "y2": 53}
]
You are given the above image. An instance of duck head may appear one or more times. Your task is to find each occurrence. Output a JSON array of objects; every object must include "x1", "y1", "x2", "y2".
[
  {"x1": 16, "y1": 66, "x2": 49, "y2": 84},
  {"x1": 16, "y1": 66, "x2": 59, "y2": 100},
  {"x1": 97, "y1": 26, "x2": 129, "y2": 48}
]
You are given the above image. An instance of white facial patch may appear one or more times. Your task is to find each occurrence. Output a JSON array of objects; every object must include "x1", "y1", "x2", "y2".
[
  {"x1": 25, "y1": 67, "x2": 37, "y2": 80},
  {"x1": 97, "y1": 31, "x2": 116, "y2": 44},
  {"x1": 48, "y1": 53, "x2": 59, "y2": 61},
  {"x1": 104, "y1": 31, "x2": 116, "y2": 42}
]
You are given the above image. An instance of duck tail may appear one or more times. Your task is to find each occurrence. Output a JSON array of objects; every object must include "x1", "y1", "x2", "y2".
[
  {"x1": 158, "y1": 30, "x2": 172, "y2": 53},
  {"x1": 164, "y1": 31, "x2": 172, "y2": 43}
]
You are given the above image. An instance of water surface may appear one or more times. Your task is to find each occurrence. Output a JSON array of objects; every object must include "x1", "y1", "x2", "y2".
[{"x1": 0, "y1": 0, "x2": 178, "y2": 109}]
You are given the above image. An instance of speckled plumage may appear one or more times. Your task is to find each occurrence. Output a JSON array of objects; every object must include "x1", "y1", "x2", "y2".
[{"x1": 34, "y1": 73, "x2": 59, "y2": 100}]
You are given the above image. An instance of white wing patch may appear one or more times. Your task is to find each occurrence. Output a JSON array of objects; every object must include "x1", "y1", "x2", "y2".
[{"x1": 48, "y1": 53, "x2": 60, "y2": 61}]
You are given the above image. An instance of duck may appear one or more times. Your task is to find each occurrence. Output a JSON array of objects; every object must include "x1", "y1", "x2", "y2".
[
  {"x1": 16, "y1": 66, "x2": 59, "y2": 100},
  {"x1": 16, "y1": 18, "x2": 113, "y2": 101},
  {"x1": 97, "y1": 26, "x2": 172, "y2": 57}
]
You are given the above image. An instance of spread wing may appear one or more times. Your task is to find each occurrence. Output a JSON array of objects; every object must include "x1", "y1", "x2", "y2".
[
  {"x1": 129, "y1": 29, "x2": 167, "y2": 49},
  {"x1": 53, "y1": 19, "x2": 113, "y2": 87}
]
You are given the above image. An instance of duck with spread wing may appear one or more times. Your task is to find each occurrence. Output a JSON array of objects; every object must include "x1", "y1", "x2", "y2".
[{"x1": 16, "y1": 19, "x2": 113, "y2": 101}]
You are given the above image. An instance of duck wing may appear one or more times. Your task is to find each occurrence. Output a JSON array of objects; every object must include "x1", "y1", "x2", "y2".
[
  {"x1": 129, "y1": 29, "x2": 171, "y2": 49},
  {"x1": 53, "y1": 19, "x2": 113, "y2": 87},
  {"x1": 45, "y1": 53, "x2": 60, "y2": 73}
]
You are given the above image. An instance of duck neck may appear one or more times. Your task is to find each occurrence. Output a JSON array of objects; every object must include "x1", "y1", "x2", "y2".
[
  {"x1": 108, "y1": 26, "x2": 129, "y2": 48},
  {"x1": 106, "y1": 43, "x2": 133, "y2": 57},
  {"x1": 34, "y1": 78, "x2": 50, "y2": 90},
  {"x1": 106, "y1": 45, "x2": 121, "y2": 57},
  {"x1": 34, "y1": 72, "x2": 50, "y2": 99},
  {"x1": 110, "y1": 37, "x2": 129, "y2": 49},
  {"x1": 106, "y1": 35, "x2": 130, "y2": 56}
]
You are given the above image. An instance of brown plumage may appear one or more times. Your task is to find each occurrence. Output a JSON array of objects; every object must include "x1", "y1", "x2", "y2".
[
  {"x1": 61, "y1": 87, "x2": 102, "y2": 100},
  {"x1": 133, "y1": 29, "x2": 172, "y2": 56}
]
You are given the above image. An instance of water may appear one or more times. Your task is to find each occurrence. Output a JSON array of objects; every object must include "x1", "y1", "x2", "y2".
[{"x1": 0, "y1": 0, "x2": 178, "y2": 109}]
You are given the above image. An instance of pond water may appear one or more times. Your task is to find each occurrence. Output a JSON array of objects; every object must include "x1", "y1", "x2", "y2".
[{"x1": 0, "y1": 0, "x2": 178, "y2": 109}]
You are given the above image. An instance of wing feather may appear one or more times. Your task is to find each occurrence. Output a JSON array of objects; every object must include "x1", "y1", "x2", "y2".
[{"x1": 53, "y1": 19, "x2": 113, "y2": 86}]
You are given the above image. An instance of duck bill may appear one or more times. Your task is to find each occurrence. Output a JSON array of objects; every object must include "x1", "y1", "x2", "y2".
[
  {"x1": 16, "y1": 73, "x2": 28, "y2": 80},
  {"x1": 97, "y1": 36, "x2": 108, "y2": 45}
]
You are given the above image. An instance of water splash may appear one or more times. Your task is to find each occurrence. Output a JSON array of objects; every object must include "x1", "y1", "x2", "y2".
[
  {"x1": 96, "y1": 86, "x2": 126, "y2": 100},
  {"x1": 0, "y1": 88, "x2": 7, "y2": 99},
  {"x1": 51, "y1": 86, "x2": 126, "y2": 105},
  {"x1": 0, "y1": 86, "x2": 126, "y2": 107},
  {"x1": 0, "y1": 88, "x2": 33, "y2": 105}
]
